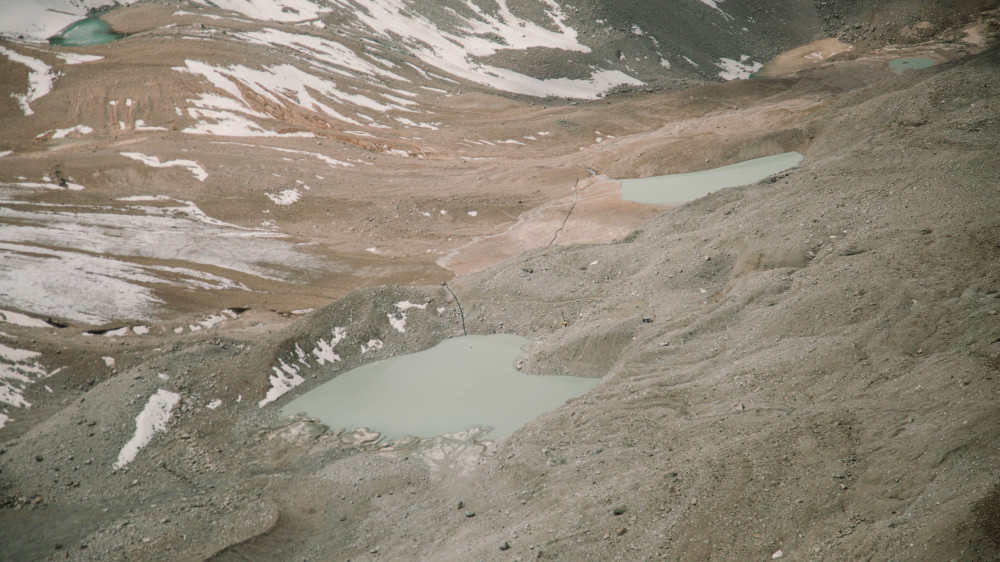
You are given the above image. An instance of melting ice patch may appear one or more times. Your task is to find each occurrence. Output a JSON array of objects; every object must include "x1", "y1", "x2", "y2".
[
  {"x1": 114, "y1": 389, "x2": 181, "y2": 469},
  {"x1": 330, "y1": 0, "x2": 642, "y2": 98},
  {"x1": 0, "y1": 45, "x2": 54, "y2": 116},
  {"x1": 238, "y1": 28, "x2": 404, "y2": 82},
  {"x1": 361, "y1": 338, "x2": 383, "y2": 353},
  {"x1": 259, "y1": 357, "x2": 305, "y2": 407},
  {"x1": 266, "y1": 188, "x2": 301, "y2": 205},
  {"x1": 0, "y1": 195, "x2": 322, "y2": 324},
  {"x1": 121, "y1": 151, "x2": 208, "y2": 182},
  {"x1": 191, "y1": 0, "x2": 330, "y2": 22},
  {"x1": 0, "y1": 342, "x2": 48, "y2": 414},
  {"x1": 717, "y1": 56, "x2": 762, "y2": 80},
  {"x1": 312, "y1": 326, "x2": 347, "y2": 365},
  {"x1": 56, "y1": 53, "x2": 104, "y2": 65},
  {"x1": 37, "y1": 125, "x2": 93, "y2": 139},
  {"x1": 175, "y1": 59, "x2": 380, "y2": 131},
  {"x1": 213, "y1": 142, "x2": 353, "y2": 168},
  {"x1": 0, "y1": 309, "x2": 50, "y2": 328},
  {"x1": 260, "y1": 326, "x2": 348, "y2": 407},
  {"x1": 387, "y1": 300, "x2": 427, "y2": 333},
  {"x1": 697, "y1": 0, "x2": 733, "y2": 19}
]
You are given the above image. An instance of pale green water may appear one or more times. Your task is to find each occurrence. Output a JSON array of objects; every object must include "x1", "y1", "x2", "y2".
[
  {"x1": 281, "y1": 334, "x2": 599, "y2": 440},
  {"x1": 621, "y1": 151, "x2": 803, "y2": 204},
  {"x1": 49, "y1": 17, "x2": 123, "y2": 47},
  {"x1": 889, "y1": 57, "x2": 936, "y2": 74}
]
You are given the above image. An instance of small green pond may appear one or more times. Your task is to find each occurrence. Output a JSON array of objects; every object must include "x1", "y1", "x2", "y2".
[
  {"x1": 49, "y1": 16, "x2": 123, "y2": 47},
  {"x1": 621, "y1": 151, "x2": 803, "y2": 204},
  {"x1": 889, "y1": 57, "x2": 936, "y2": 74},
  {"x1": 281, "y1": 334, "x2": 599, "y2": 440}
]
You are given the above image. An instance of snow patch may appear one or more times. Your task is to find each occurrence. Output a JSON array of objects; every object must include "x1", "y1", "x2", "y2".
[
  {"x1": 388, "y1": 301, "x2": 427, "y2": 333},
  {"x1": 207, "y1": 399, "x2": 222, "y2": 410},
  {"x1": 56, "y1": 53, "x2": 104, "y2": 65},
  {"x1": 697, "y1": 0, "x2": 733, "y2": 19},
  {"x1": 121, "y1": 152, "x2": 208, "y2": 182},
  {"x1": 102, "y1": 356, "x2": 115, "y2": 367},
  {"x1": 312, "y1": 326, "x2": 347, "y2": 365},
  {"x1": 339, "y1": 0, "x2": 641, "y2": 98},
  {"x1": 114, "y1": 389, "x2": 181, "y2": 469},
  {"x1": 0, "y1": 45, "x2": 54, "y2": 116},
  {"x1": 266, "y1": 188, "x2": 301, "y2": 205},
  {"x1": 0, "y1": 195, "x2": 317, "y2": 324},
  {"x1": 134, "y1": 119, "x2": 168, "y2": 131},
  {"x1": 0, "y1": 342, "x2": 47, "y2": 410},
  {"x1": 361, "y1": 339, "x2": 383, "y2": 353},
  {"x1": 258, "y1": 358, "x2": 304, "y2": 407},
  {"x1": 38, "y1": 125, "x2": 93, "y2": 139},
  {"x1": 716, "y1": 57, "x2": 762, "y2": 80},
  {"x1": 0, "y1": 309, "x2": 50, "y2": 328},
  {"x1": 191, "y1": 0, "x2": 330, "y2": 23}
]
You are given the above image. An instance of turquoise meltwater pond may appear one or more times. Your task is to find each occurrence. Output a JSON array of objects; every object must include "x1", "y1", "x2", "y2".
[
  {"x1": 889, "y1": 57, "x2": 937, "y2": 74},
  {"x1": 621, "y1": 151, "x2": 803, "y2": 204},
  {"x1": 49, "y1": 16, "x2": 123, "y2": 47},
  {"x1": 281, "y1": 334, "x2": 599, "y2": 440}
]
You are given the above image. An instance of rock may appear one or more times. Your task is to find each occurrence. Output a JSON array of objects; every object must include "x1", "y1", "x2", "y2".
[
  {"x1": 772, "y1": 549, "x2": 783, "y2": 559},
  {"x1": 613, "y1": 506, "x2": 627, "y2": 516},
  {"x1": 465, "y1": 511, "x2": 476, "y2": 518},
  {"x1": 499, "y1": 541, "x2": 511, "y2": 551},
  {"x1": 457, "y1": 500, "x2": 465, "y2": 510}
]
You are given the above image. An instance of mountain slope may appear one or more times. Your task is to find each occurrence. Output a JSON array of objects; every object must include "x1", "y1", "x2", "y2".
[{"x1": 0, "y1": 1, "x2": 999, "y2": 561}]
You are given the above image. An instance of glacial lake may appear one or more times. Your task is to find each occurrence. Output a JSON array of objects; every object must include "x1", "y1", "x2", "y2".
[
  {"x1": 621, "y1": 151, "x2": 803, "y2": 204},
  {"x1": 281, "y1": 334, "x2": 599, "y2": 440},
  {"x1": 49, "y1": 16, "x2": 123, "y2": 47},
  {"x1": 889, "y1": 57, "x2": 936, "y2": 74}
]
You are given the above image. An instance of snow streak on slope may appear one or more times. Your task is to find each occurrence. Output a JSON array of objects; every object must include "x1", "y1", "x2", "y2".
[
  {"x1": 697, "y1": 0, "x2": 732, "y2": 19},
  {"x1": 191, "y1": 0, "x2": 330, "y2": 22},
  {"x1": 0, "y1": 193, "x2": 327, "y2": 324},
  {"x1": 176, "y1": 59, "x2": 381, "y2": 132},
  {"x1": 114, "y1": 389, "x2": 181, "y2": 469},
  {"x1": 333, "y1": 0, "x2": 643, "y2": 98},
  {"x1": 0, "y1": 46, "x2": 55, "y2": 116},
  {"x1": 171, "y1": 0, "x2": 642, "y2": 135},
  {"x1": 121, "y1": 152, "x2": 208, "y2": 182},
  {"x1": 0, "y1": 342, "x2": 48, "y2": 419},
  {"x1": 716, "y1": 56, "x2": 763, "y2": 80}
]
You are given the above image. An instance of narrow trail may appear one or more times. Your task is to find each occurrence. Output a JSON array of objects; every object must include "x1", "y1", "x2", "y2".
[{"x1": 547, "y1": 178, "x2": 580, "y2": 248}]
